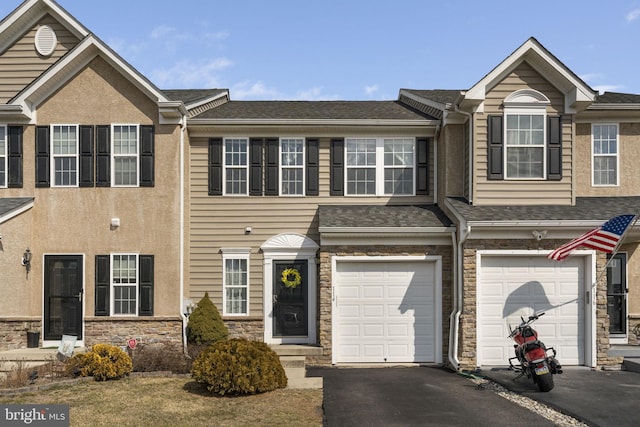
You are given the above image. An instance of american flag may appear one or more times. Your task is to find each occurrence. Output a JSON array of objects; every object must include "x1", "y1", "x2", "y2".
[{"x1": 547, "y1": 214, "x2": 637, "y2": 261}]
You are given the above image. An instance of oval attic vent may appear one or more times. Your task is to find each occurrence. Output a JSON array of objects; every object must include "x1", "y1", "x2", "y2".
[{"x1": 35, "y1": 25, "x2": 57, "y2": 57}]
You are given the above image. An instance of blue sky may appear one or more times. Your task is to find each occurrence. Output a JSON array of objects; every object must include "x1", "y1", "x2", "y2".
[{"x1": 3, "y1": 1, "x2": 640, "y2": 100}]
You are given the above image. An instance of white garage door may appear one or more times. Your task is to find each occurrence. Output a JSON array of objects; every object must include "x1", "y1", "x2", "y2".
[
  {"x1": 477, "y1": 255, "x2": 586, "y2": 366},
  {"x1": 334, "y1": 260, "x2": 438, "y2": 363}
]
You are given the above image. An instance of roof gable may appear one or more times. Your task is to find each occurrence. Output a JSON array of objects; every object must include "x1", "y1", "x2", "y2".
[
  {"x1": 462, "y1": 37, "x2": 596, "y2": 114},
  {"x1": 0, "y1": 0, "x2": 185, "y2": 124}
]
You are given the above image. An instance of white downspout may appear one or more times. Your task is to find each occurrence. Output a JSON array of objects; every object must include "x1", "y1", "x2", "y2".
[
  {"x1": 179, "y1": 114, "x2": 187, "y2": 353},
  {"x1": 448, "y1": 221, "x2": 470, "y2": 371}
]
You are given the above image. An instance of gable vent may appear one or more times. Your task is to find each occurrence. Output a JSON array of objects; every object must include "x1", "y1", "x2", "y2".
[{"x1": 35, "y1": 25, "x2": 57, "y2": 57}]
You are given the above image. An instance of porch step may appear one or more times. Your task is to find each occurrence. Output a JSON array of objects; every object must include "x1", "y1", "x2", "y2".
[
  {"x1": 623, "y1": 358, "x2": 640, "y2": 374},
  {"x1": 608, "y1": 345, "x2": 640, "y2": 358},
  {"x1": 270, "y1": 345, "x2": 323, "y2": 389}
]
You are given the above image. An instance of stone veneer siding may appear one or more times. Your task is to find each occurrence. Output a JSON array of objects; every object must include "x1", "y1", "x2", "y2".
[
  {"x1": 313, "y1": 245, "x2": 453, "y2": 366},
  {"x1": 457, "y1": 239, "x2": 621, "y2": 371},
  {"x1": 223, "y1": 317, "x2": 264, "y2": 342},
  {"x1": 84, "y1": 317, "x2": 183, "y2": 348},
  {"x1": 0, "y1": 318, "x2": 42, "y2": 350}
]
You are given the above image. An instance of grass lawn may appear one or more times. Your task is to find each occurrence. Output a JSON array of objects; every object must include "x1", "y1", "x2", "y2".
[{"x1": 0, "y1": 376, "x2": 323, "y2": 427}]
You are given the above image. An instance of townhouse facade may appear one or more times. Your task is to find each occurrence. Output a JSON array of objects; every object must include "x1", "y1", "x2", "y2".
[{"x1": 1, "y1": 0, "x2": 640, "y2": 370}]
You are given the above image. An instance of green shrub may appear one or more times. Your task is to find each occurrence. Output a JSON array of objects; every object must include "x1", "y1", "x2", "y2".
[
  {"x1": 190, "y1": 338, "x2": 287, "y2": 396},
  {"x1": 186, "y1": 292, "x2": 228, "y2": 345},
  {"x1": 65, "y1": 344, "x2": 132, "y2": 381}
]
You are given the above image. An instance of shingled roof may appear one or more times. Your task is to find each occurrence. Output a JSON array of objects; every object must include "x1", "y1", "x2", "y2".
[
  {"x1": 400, "y1": 89, "x2": 463, "y2": 106},
  {"x1": 191, "y1": 100, "x2": 437, "y2": 121},
  {"x1": 319, "y1": 204, "x2": 453, "y2": 229},
  {"x1": 162, "y1": 89, "x2": 227, "y2": 104},
  {"x1": 0, "y1": 197, "x2": 34, "y2": 223},
  {"x1": 447, "y1": 196, "x2": 640, "y2": 223},
  {"x1": 593, "y1": 91, "x2": 640, "y2": 104}
]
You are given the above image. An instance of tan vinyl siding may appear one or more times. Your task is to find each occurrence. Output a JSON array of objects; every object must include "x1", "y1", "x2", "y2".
[
  {"x1": 188, "y1": 134, "x2": 435, "y2": 315},
  {"x1": 0, "y1": 15, "x2": 81, "y2": 103},
  {"x1": 472, "y1": 61, "x2": 573, "y2": 205}
]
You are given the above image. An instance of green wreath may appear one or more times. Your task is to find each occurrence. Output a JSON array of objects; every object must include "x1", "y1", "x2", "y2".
[{"x1": 281, "y1": 268, "x2": 302, "y2": 288}]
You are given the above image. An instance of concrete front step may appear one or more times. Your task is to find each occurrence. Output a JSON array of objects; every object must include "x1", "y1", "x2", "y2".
[
  {"x1": 270, "y1": 345, "x2": 323, "y2": 389},
  {"x1": 608, "y1": 344, "x2": 640, "y2": 358},
  {"x1": 623, "y1": 358, "x2": 640, "y2": 373}
]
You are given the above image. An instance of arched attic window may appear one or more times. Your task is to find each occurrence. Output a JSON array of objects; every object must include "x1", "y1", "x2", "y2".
[{"x1": 490, "y1": 89, "x2": 560, "y2": 180}]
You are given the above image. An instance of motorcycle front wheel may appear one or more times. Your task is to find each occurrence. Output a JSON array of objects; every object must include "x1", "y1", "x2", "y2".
[{"x1": 534, "y1": 372, "x2": 555, "y2": 392}]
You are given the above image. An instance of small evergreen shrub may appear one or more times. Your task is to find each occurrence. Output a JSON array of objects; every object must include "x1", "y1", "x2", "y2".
[
  {"x1": 187, "y1": 292, "x2": 229, "y2": 345},
  {"x1": 190, "y1": 338, "x2": 287, "y2": 396},
  {"x1": 65, "y1": 344, "x2": 132, "y2": 381}
]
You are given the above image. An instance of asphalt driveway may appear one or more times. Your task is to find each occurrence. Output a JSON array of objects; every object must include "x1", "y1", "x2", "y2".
[{"x1": 308, "y1": 366, "x2": 556, "y2": 426}]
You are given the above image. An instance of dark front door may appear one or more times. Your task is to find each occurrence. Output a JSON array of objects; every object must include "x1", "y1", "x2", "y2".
[
  {"x1": 273, "y1": 260, "x2": 308, "y2": 337},
  {"x1": 44, "y1": 255, "x2": 83, "y2": 340},
  {"x1": 607, "y1": 253, "x2": 627, "y2": 335}
]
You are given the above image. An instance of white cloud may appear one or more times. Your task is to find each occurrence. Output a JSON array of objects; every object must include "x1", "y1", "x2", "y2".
[
  {"x1": 151, "y1": 58, "x2": 233, "y2": 88},
  {"x1": 150, "y1": 25, "x2": 175, "y2": 39},
  {"x1": 579, "y1": 73, "x2": 603, "y2": 83},
  {"x1": 364, "y1": 84, "x2": 379, "y2": 96},
  {"x1": 231, "y1": 81, "x2": 282, "y2": 100},
  {"x1": 626, "y1": 9, "x2": 640, "y2": 22}
]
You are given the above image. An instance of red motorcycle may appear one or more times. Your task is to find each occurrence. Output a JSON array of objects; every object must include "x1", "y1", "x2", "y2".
[{"x1": 508, "y1": 312, "x2": 562, "y2": 392}]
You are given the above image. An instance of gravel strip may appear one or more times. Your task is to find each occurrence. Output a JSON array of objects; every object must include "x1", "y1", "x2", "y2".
[{"x1": 470, "y1": 377, "x2": 588, "y2": 427}]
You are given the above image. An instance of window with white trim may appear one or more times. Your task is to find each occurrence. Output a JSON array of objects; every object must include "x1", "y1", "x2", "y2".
[
  {"x1": 112, "y1": 124, "x2": 139, "y2": 187},
  {"x1": 51, "y1": 124, "x2": 78, "y2": 187},
  {"x1": 111, "y1": 253, "x2": 138, "y2": 316},
  {"x1": 224, "y1": 138, "x2": 248, "y2": 195},
  {"x1": 592, "y1": 124, "x2": 618, "y2": 186},
  {"x1": 345, "y1": 137, "x2": 415, "y2": 195},
  {"x1": 222, "y1": 249, "x2": 249, "y2": 315},
  {"x1": 280, "y1": 138, "x2": 304, "y2": 195},
  {"x1": 0, "y1": 125, "x2": 6, "y2": 188},
  {"x1": 505, "y1": 111, "x2": 545, "y2": 178}
]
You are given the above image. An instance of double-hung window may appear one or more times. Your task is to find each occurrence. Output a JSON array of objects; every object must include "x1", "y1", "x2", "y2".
[
  {"x1": 113, "y1": 124, "x2": 139, "y2": 187},
  {"x1": 0, "y1": 125, "x2": 6, "y2": 187},
  {"x1": 592, "y1": 124, "x2": 618, "y2": 186},
  {"x1": 224, "y1": 138, "x2": 248, "y2": 195},
  {"x1": 280, "y1": 138, "x2": 304, "y2": 195},
  {"x1": 505, "y1": 111, "x2": 545, "y2": 179},
  {"x1": 222, "y1": 249, "x2": 249, "y2": 315},
  {"x1": 345, "y1": 137, "x2": 415, "y2": 196},
  {"x1": 111, "y1": 253, "x2": 138, "y2": 316},
  {"x1": 51, "y1": 124, "x2": 78, "y2": 187}
]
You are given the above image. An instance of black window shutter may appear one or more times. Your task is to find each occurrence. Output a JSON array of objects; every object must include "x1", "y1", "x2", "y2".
[
  {"x1": 330, "y1": 138, "x2": 344, "y2": 195},
  {"x1": 140, "y1": 125, "x2": 155, "y2": 187},
  {"x1": 416, "y1": 137, "x2": 429, "y2": 195},
  {"x1": 138, "y1": 255, "x2": 154, "y2": 316},
  {"x1": 96, "y1": 125, "x2": 111, "y2": 187},
  {"x1": 7, "y1": 126, "x2": 23, "y2": 188},
  {"x1": 249, "y1": 138, "x2": 263, "y2": 196},
  {"x1": 208, "y1": 138, "x2": 223, "y2": 195},
  {"x1": 265, "y1": 138, "x2": 279, "y2": 196},
  {"x1": 79, "y1": 125, "x2": 94, "y2": 187},
  {"x1": 547, "y1": 116, "x2": 562, "y2": 181},
  {"x1": 35, "y1": 126, "x2": 50, "y2": 187},
  {"x1": 306, "y1": 138, "x2": 319, "y2": 196},
  {"x1": 487, "y1": 115, "x2": 504, "y2": 180},
  {"x1": 95, "y1": 255, "x2": 110, "y2": 316}
]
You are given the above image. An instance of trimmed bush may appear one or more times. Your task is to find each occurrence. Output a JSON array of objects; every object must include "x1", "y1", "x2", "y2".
[
  {"x1": 191, "y1": 338, "x2": 287, "y2": 396},
  {"x1": 187, "y1": 292, "x2": 228, "y2": 345},
  {"x1": 65, "y1": 344, "x2": 132, "y2": 381}
]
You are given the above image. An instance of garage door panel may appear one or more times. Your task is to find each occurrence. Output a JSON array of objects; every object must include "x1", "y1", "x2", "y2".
[
  {"x1": 478, "y1": 256, "x2": 585, "y2": 366},
  {"x1": 335, "y1": 260, "x2": 438, "y2": 363}
]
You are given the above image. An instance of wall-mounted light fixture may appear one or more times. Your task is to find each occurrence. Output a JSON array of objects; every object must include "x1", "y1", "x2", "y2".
[
  {"x1": 245, "y1": 226, "x2": 252, "y2": 234},
  {"x1": 22, "y1": 248, "x2": 32, "y2": 273}
]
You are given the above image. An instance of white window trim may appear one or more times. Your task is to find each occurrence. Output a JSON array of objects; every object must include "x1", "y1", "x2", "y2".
[
  {"x1": 0, "y1": 124, "x2": 6, "y2": 188},
  {"x1": 111, "y1": 124, "x2": 140, "y2": 188},
  {"x1": 503, "y1": 107, "x2": 547, "y2": 180},
  {"x1": 110, "y1": 253, "x2": 139, "y2": 317},
  {"x1": 344, "y1": 137, "x2": 416, "y2": 196},
  {"x1": 221, "y1": 248, "x2": 250, "y2": 316},
  {"x1": 223, "y1": 137, "x2": 249, "y2": 196},
  {"x1": 50, "y1": 124, "x2": 79, "y2": 188},
  {"x1": 279, "y1": 137, "x2": 305, "y2": 196},
  {"x1": 591, "y1": 123, "x2": 620, "y2": 187}
]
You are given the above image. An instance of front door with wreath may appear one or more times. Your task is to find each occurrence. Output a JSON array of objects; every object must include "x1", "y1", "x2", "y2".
[{"x1": 273, "y1": 260, "x2": 308, "y2": 337}]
